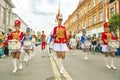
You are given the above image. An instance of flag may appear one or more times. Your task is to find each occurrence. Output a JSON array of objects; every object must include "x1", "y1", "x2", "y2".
[{"x1": 55, "y1": 2, "x2": 60, "y2": 22}]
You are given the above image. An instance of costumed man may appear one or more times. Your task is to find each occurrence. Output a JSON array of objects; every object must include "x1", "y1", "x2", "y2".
[
  {"x1": 52, "y1": 14, "x2": 68, "y2": 74},
  {"x1": 101, "y1": 22, "x2": 117, "y2": 69},
  {"x1": 22, "y1": 27, "x2": 32, "y2": 63},
  {"x1": 4, "y1": 20, "x2": 24, "y2": 73},
  {"x1": 40, "y1": 31, "x2": 46, "y2": 50},
  {"x1": 80, "y1": 29, "x2": 91, "y2": 60}
]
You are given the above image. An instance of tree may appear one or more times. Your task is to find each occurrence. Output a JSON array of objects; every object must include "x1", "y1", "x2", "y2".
[
  {"x1": 36, "y1": 31, "x2": 41, "y2": 42},
  {"x1": 109, "y1": 13, "x2": 120, "y2": 38}
]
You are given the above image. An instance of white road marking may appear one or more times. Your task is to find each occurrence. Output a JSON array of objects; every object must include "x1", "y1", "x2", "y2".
[
  {"x1": 49, "y1": 51, "x2": 73, "y2": 80},
  {"x1": 49, "y1": 53, "x2": 61, "y2": 80}
]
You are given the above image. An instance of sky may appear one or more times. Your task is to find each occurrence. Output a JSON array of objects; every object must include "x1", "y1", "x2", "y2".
[{"x1": 11, "y1": 0, "x2": 79, "y2": 36}]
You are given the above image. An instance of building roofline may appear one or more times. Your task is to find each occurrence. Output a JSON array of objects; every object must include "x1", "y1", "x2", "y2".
[{"x1": 7, "y1": 0, "x2": 15, "y2": 8}]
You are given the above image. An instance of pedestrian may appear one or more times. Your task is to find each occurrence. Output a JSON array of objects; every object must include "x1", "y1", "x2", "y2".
[
  {"x1": 52, "y1": 14, "x2": 68, "y2": 74},
  {"x1": 80, "y1": 29, "x2": 91, "y2": 60},
  {"x1": 91, "y1": 36, "x2": 97, "y2": 54},
  {"x1": 0, "y1": 32, "x2": 4, "y2": 59},
  {"x1": 4, "y1": 20, "x2": 24, "y2": 73},
  {"x1": 0, "y1": 40, "x2": 3, "y2": 60}
]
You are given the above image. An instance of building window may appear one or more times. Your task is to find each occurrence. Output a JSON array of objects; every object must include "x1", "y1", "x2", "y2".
[
  {"x1": 88, "y1": 4, "x2": 90, "y2": 11},
  {"x1": 1, "y1": 7, "x2": 5, "y2": 24},
  {"x1": 99, "y1": 0, "x2": 103, "y2": 2},
  {"x1": 99, "y1": 12, "x2": 103, "y2": 22},
  {"x1": 110, "y1": 7, "x2": 115, "y2": 16},
  {"x1": 84, "y1": 7, "x2": 86, "y2": 14},
  {"x1": 93, "y1": 15, "x2": 96, "y2": 24},
  {"x1": 79, "y1": 12, "x2": 81, "y2": 17},
  {"x1": 76, "y1": 14, "x2": 79, "y2": 20},
  {"x1": 84, "y1": 20, "x2": 86, "y2": 27},
  {"x1": 0, "y1": 5, "x2": 1, "y2": 18},
  {"x1": 109, "y1": 0, "x2": 115, "y2": 3},
  {"x1": 8, "y1": 12, "x2": 11, "y2": 25},
  {"x1": 81, "y1": 11, "x2": 82, "y2": 16},
  {"x1": 88, "y1": 18, "x2": 91, "y2": 26},
  {"x1": 92, "y1": 0, "x2": 96, "y2": 7}
]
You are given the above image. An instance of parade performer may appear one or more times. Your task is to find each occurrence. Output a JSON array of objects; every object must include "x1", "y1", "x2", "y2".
[
  {"x1": 67, "y1": 31, "x2": 72, "y2": 50},
  {"x1": 4, "y1": 20, "x2": 24, "y2": 73},
  {"x1": 101, "y1": 22, "x2": 117, "y2": 69},
  {"x1": 80, "y1": 29, "x2": 91, "y2": 60},
  {"x1": 52, "y1": 14, "x2": 68, "y2": 73},
  {"x1": 22, "y1": 27, "x2": 32, "y2": 62},
  {"x1": 31, "y1": 31, "x2": 36, "y2": 54},
  {"x1": 69, "y1": 35, "x2": 77, "y2": 55},
  {"x1": 40, "y1": 31, "x2": 46, "y2": 50},
  {"x1": 47, "y1": 32, "x2": 54, "y2": 54}
]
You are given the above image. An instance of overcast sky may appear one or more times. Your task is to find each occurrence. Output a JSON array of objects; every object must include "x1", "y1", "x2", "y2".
[{"x1": 11, "y1": 0, "x2": 79, "y2": 36}]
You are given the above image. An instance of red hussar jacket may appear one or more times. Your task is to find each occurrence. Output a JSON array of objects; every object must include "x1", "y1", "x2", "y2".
[
  {"x1": 101, "y1": 32, "x2": 117, "y2": 45},
  {"x1": 41, "y1": 33, "x2": 46, "y2": 42},
  {"x1": 52, "y1": 26, "x2": 67, "y2": 43},
  {"x1": 4, "y1": 30, "x2": 24, "y2": 46}
]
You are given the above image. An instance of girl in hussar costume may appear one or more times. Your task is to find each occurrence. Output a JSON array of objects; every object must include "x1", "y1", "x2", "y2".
[
  {"x1": 101, "y1": 22, "x2": 117, "y2": 69},
  {"x1": 4, "y1": 20, "x2": 24, "y2": 73},
  {"x1": 52, "y1": 14, "x2": 68, "y2": 74},
  {"x1": 80, "y1": 29, "x2": 91, "y2": 60},
  {"x1": 69, "y1": 35, "x2": 77, "y2": 55},
  {"x1": 22, "y1": 27, "x2": 32, "y2": 63}
]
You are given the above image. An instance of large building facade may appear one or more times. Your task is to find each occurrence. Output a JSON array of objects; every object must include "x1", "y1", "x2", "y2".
[
  {"x1": 64, "y1": 0, "x2": 120, "y2": 38},
  {"x1": 0, "y1": 0, "x2": 15, "y2": 33},
  {"x1": 0, "y1": 0, "x2": 28, "y2": 33}
]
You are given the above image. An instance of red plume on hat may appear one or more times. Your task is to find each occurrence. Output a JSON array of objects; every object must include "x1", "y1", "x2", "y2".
[
  {"x1": 55, "y1": 2, "x2": 61, "y2": 22},
  {"x1": 104, "y1": 18, "x2": 110, "y2": 28},
  {"x1": 14, "y1": 20, "x2": 21, "y2": 27},
  {"x1": 104, "y1": 22, "x2": 110, "y2": 28}
]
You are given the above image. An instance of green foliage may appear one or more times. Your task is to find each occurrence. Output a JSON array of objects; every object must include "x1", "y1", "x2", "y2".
[
  {"x1": 36, "y1": 31, "x2": 41, "y2": 42},
  {"x1": 109, "y1": 13, "x2": 120, "y2": 36},
  {"x1": 36, "y1": 37, "x2": 41, "y2": 42}
]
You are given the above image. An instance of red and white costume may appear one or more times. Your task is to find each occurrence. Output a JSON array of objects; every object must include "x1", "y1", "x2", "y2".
[
  {"x1": 101, "y1": 22, "x2": 117, "y2": 70},
  {"x1": 52, "y1": 26, "x2": 68, "y2": 51},
  {"x1": 41, "y1": 31, "x2": 46, "y2": 50},
  {"x1": 101, "y1": 32, "x2": 117, "y2": 52},
  {"x1": 4, "y1": 20, "x2": 24, "y2": 73},
  {"x1": 101, "y1": 22, "x2": 117, "y2": 52}
]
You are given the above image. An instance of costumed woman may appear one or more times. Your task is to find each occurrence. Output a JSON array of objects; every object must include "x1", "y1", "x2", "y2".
[{"x1": 4, "y1": 20, "x2": 24, "y2": 73}]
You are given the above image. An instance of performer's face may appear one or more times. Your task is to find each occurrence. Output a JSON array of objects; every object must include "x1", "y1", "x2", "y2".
[
  {"x1": 14, "y1": 26, "x2": 20, "y2": 31},
  {"x1": 58, "y1": 19, "x2": 63, "y2": 25},
  {"x1": 104, "y1": 27, "x2": 110, "y2": 32},
  {"x1": 83, "y1": 32, "x2": 86, "y2": 36}
]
